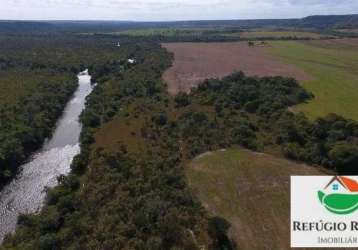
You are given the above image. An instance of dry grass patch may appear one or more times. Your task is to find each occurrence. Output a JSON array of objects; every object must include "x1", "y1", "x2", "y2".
[
  {"x1": 186, "y1": 148, "x2": 330, "y2": 250},
  {"x1": 95, "y1": 116, "x2": 147, "y2": 155}
]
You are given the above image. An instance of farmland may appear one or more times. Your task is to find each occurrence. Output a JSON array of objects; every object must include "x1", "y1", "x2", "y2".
[
  {"x1": 268, "y1": 39, "x2": 358, "y2": 120},
  {"x1": 163, "y1": 39, "x2": 358, "y2": 121},
  {"x1": 186, "y1": 148, "x2": 327, "y2": 249},
  {"x1": 162, "y1": 42, "x2": 311, "y2": 95},
  {"x1": 238, "y1": 30, "x2": 330, "y2": 39}
]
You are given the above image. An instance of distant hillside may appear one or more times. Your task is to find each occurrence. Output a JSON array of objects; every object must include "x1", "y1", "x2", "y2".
[
  {"x1": 0, "y1": 20, "x2": 136, "y2": 33},
  {"x1": 129, "y1": 14, "x2": 358, "y2": 30},
  {"x1": 0, "y1": 14, "x2": 357, "y2": 33},
  {"x1": 0, "y1": 21, "x2": 54, "y2": 33},
  {"x1": 164, "y1": 14, "x2": 358, "y2": 30},
  {"x1": 300, "y1": 14, "x2": 358, "y2": 29}
]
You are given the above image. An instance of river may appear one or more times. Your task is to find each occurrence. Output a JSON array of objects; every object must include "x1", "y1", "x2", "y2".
[{"x1": 0, "y1": 70, "x2": 93, "y2": 243}]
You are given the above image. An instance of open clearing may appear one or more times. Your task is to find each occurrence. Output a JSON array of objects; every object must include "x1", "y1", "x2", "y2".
[
  {"x1": 268, "y1": 39, "x2": 358, "y2": 120},
  {"x1": 163, "y1": 42, "x2": 311, "y2": 95},
  {"x1": 186, "y1": 148, "x2": 328, "y2": 250},
  {"x1": 164, "y1": 39, "x2": 358, "y2": 120}
]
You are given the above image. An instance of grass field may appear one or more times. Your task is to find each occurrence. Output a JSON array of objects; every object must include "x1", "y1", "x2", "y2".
[
  {"x1": 186, "y1": 148, "x2": 327, "y2": 250},
  {"x1": 268, "y1": 39, "x2": 358, "y2": 120},
  {"x1": 239, "y1": 30, "x2": 328, "y2": 39}
]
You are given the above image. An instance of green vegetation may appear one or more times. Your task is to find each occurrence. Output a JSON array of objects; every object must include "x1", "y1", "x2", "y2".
[
  {"x1": 2, "y1": 18, "x2": 358, "y2": 249},
  {"x1": 80, "y1": 24, "x2": 335, "y2": 42},
  {"x1": 0, "y1": 69, "x2": 77, "y2": 186},
  {"x1": 108, "y1": 28, "x2": 212, "y2": 37},
  {"x1": 269, "y1": 40, "x2": 358, "y2": 120},
  {"x1": 277, "y1": 113, "x2": 358, "y2": 174},
  {"x1": 4, "y1": 45, "x2": 358, "y2": 247},
  {"x1": 2, "y1": 33, "x2": 358, "y2": 249},
  {"x1": 85, "y1": 27, "x2": 245, "y2": 42},
  {"x1": 185, "y1": 73, "x2": 358, "y2": 174},
  {"x1": 84, "y1": 27, "x2": 334, "y2": 42},
  {"x1": 1, "y1": 42, "x2": 219, "y2": 250},
  {"x1": 0, "y1": 34, "x2": 129, "y2": 188},
  {"x1": 1, "y1": 58, "x2": 313, "y2": 249}
]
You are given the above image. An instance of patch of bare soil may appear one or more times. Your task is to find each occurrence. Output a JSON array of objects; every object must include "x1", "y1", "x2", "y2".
[{"x1": 162, "y1": 42, "x2": 312, "y2": 95}]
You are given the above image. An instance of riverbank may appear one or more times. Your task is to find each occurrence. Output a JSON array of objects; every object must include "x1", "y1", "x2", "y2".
[
  {"x1": 0, "y1": 70, "x2": 78, "y2": 190},
  {"x1": 0, "y1": 71, "x2": 93, "y2": 243}
]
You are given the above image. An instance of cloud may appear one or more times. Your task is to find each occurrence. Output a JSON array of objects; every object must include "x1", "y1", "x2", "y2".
[{"x1": 0, "y1": 0, "x2": 357, "y2": 21}]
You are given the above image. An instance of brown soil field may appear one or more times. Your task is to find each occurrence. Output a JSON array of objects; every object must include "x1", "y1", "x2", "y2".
[
  {"x1": 162, "y1": 42, "x2": 312, "y2": 95},
  {"x1": 186, "y1": 148, "x2": 332, "y2": 250}
]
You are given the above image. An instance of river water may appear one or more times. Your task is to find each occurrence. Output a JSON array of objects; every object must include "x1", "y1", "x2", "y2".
[{"x1": 0, "y1": 70, "x2": 93, "y2": 243}]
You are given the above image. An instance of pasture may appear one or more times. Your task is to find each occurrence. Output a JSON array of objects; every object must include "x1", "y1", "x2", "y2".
[
  {"x1": 163, "y1": 39, "x2": 358, "y2": 120},
  {"x1": 186, "y1": 148, "x2": 327, "y2": 250},
  {"x1": 269, "y1": 39, "x2": 358, "y2": 120}
]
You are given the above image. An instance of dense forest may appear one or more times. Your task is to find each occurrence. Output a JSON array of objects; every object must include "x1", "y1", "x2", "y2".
[
  {"x1": 0, "y1": 34, "x2": 128, "y2": 188},
  {"x1": 0, "y1": 69, "x2": 77, "y2": 187},
  {"x1": 188, "y1": 74, "x2": 358, "y2": 174},
  {"x1": 1, "y1": 41, "x2": 234, "y2": 250}
]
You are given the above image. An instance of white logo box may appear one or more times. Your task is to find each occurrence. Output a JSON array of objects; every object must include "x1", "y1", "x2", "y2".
[{"x1": 291, "y1": 176, "x2": 358, "y2": 248}]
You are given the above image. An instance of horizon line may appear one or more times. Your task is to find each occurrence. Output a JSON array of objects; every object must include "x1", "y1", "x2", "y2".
[{"x1": 0, "y1": 13, "x2": 357, "y2": 23}]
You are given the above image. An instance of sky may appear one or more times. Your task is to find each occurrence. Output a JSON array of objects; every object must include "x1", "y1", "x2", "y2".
[{"x1": 1, "y1": 0, "x2": 358, "y2": 21}]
